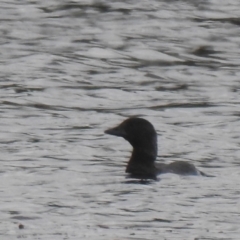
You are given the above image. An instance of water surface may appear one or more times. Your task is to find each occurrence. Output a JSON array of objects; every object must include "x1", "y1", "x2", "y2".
[{"x1": 1, "y1": 1, "x2": 240, "y2": 239}]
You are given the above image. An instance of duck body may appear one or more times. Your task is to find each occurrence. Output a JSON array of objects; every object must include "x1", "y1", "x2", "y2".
[{"x1": 105, "y1": 117, "x2": 208, "y2": 180}]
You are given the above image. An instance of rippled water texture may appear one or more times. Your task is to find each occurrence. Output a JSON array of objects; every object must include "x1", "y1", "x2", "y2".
[{"x1": 1, "y1": 1, "x2": 240, "y2": 239}]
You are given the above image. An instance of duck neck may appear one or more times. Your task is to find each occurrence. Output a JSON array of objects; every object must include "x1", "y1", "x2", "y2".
[
  {"x1": 130, "y1": 148, "x2": 156, "y2": 165},
  {"x1": 128, "y1": 136, "x2": 158, "y2": 164},
  {"x1": 126, "y1": 145, "x2": 157, "y2": 178}
]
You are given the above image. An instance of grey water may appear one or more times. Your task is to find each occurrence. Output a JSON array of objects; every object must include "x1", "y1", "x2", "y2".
[{"x1": 0, "y1": 0, "x2": 240, "y2": 239}]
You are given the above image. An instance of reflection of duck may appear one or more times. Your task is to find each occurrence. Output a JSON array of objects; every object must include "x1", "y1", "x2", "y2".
[{"x1": 105, "y1": 117, "x2": 210, "y2": 180}]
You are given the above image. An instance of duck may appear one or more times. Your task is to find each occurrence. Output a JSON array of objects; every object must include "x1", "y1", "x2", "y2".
[{"x1": 105, "y1": 117, "x2": 210, "y2": 180}]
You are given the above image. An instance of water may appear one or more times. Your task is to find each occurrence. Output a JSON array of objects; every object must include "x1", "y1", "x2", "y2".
[{"x1": 0, "y1": 0, "x2": 240, "y2": 239}]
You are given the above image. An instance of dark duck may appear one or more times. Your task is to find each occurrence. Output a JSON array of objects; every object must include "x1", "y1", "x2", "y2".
[{"x1": 105, "y1": 117, "x2": 209, "y2": 180}]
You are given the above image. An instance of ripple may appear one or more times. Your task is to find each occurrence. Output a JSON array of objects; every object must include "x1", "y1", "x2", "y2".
[{"x1": 0, "y1": 0, "x2": 240, "y2": 239}]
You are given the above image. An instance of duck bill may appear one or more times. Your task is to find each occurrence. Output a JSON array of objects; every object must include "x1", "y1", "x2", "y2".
[{"x1": 104, "y1": 126, "x2": 126, "y2": 138}]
